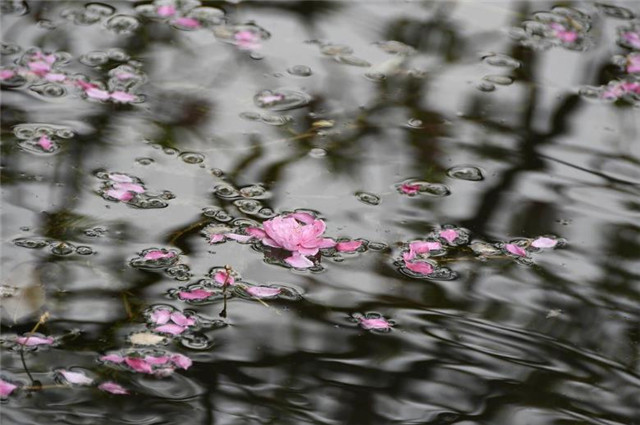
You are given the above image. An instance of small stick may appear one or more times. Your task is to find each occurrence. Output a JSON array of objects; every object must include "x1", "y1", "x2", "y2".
[
  {"x1": 20, "y1": 312, "x2": 50, "y2": 387},
  {"x1": 219, "y1": 265, "x2": 232, "y2": 318}
]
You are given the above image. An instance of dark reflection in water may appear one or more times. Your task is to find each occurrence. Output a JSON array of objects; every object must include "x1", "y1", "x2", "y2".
[{"x1": 2, "y1": 1, "x2": 639, "y2": 424}]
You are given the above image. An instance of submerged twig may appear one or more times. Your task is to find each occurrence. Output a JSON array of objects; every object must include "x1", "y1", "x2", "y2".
[{"x1": 20, "y1": 312, "x2": 50, "y2": 388}]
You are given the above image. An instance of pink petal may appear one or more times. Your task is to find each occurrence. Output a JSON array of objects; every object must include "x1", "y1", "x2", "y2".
[
  {"x1": 622, "y1": 32, "x2": 640, "y2": 49},
  {"x1": 178, "y1": 288, "x2": 214, "y2": 300},
  {"x1": 38, "y1": 135, "x2": 53, "y2": 151},
  {"x1": 15, "y1": 335, "x2": 54, "y2": 346},
  {"x1": 627, "y1": 55, "x2": 640, "y2": 73},
  {"x1": 115, "y1": 71, "x2": 136, "y2": 80},
  {"x1": 208, "y1": 234, "x2": 225, "y2": 244},
  {"x1": 156, "y1": 5, "x2": 176, "y2": 17},
  {"x1": 404, "y1": 260, "x2": 433, "y2": 275},
  {"x1": 98, "y1": 381, "x2": 129, "y2": 395},
  {"x1": 153, "y1": 367, "x2": 175, "y2": 377},
  {"x1": 531, "y1": 237, "x2": 558, "y2": 249},
  {"x1": 506, "y1": 243, "x2": 527, "y2": 257},
  {"x1": 409, "y1": 241, "x2": 441, "y2": 256},
  {"x1": 114, "y1": 182, "x2": 145, "y2": 193},
  {"x1": 110, "y1": 91, "x2": 136, "y2": 103},
  {"x1": 400, "y1": 183, "x2": 420, "y2": 195},
  {"x1": 76, "y1": 80, "x2": 97, "y2": 90},
  {"x1": 86, "y1": 87, "x2": 111, "y2": 100},
  {"x1": 0, "y1": 379, "x2": 17, "y2": 398},
  {"x1": 224, "y1": 233, "x2": 252, "y2": 243},
  {"x1": 439, "y1": 229, "x2": 458, "y2": 244},
  {"x1": 58, "y1": 370, "x2": 94, "y2": 385},
  {"x1": 285, "y1": 252, "x2": 314, "y2": 268},
  {"x1": 44, "y1": 73, "x2": 66, "y2": 82},
  {"x1": 214, "y1": 270, "x2": 235, "y2": 285},
  {"x1": 245, "y1": 286, "x2": 281, "y2": 298},
  {"x1": 144, "y1": 250, "x2": 175, "y2": 260},
  {"x1": 106, "y1": 188, "x2": 134, "y2": 202},
  {"x1": 246, "y1": 227, "x2": 266, "y2": 239},
  {"x1": 359, "y1": 317, "x2": 391, "y2": 330},
  {"x1": 336, "y1": 240, "x2": 363, "y2": 252},
  {"x1": 28, "y1": 61, "x2": 51, "y2": 75},
  {"x1": 100, "y1": 354, "x2": 125, "y2": 363},
  {"x1": 171, "y1": 354, "x2": 192, "y2": 369},
  {"x1": 259, "y1": 94, "x2": 284, "y2": 104},
  {"x1": 173, "y1": 17, "x2": 200, "y2": 28},
  {"x1": 0, "y1": 69, "x2": 15, "y2": 80},
  {"x1": 155, "y1": 324, "x2": 185, "y2": 335},
  {"x1": 318, "y1": 238, "x2": 337, "y2": 249},
  {"x1": 144, "y1": 356, "x2": 169, "y2": 365},
  {"x1": 109, "y1": 173, "x2": 133, "y2": 183},
  {"x1": 125, "y1": 357, "x2": 154, "y2": 374},
  {"x1": 289, "y1": 212, "x2": 315, "y2": 224},
  {"x1": 150, "y1": 309, "x2": 171, "y2": 325},
  {"x1": 170, "y1": 312, "x2": 195, "y2": 327}
]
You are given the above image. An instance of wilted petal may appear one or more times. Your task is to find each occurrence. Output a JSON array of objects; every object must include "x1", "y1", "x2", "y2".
[
  {"x1": 100, "y1": 354, "x2": 125, "y2": 363},
  {"x1": 125, "y1": 357, "x2": 153, "y2": 374},
  {"x1": 114, "y1": 182, "x2": 145, "y2": 193},
  {"x1": 439, "y1": 229, "x2": 458, "y2": 244},
  {"x1": 28, "y1": 60, "x2": 51, "y2": 75},
  {"x1": 98, "y1": 381, "x2": 129, "y2": 395},
  {"x1": 531, "y1": 237, "x2": 558, "y2": 249},
  {"x1": 173, "y1": 17, "x2": 200, "y2": 28},
  {"x1": 150, "y1": 309, "x2": 171, "y2": 325},
  {"x1": 171, "y1": 354, "x2": 192, "y2": 369},
  {"x1": 110, "y1": 91, "x2": 136, "y2": 103},
  {"x1": 144, "y1": 250, "x2": 175, "y2": 260},
  {"x1": 0, "y1": 69, "x2": 15, "y2": 80},
  {"x1": 213, "y1": 270, "x2": 235, "y2": 285},
  {"x1": 106, "y1": 188, "x2": 134, "y2": 202},
  {"x1": 225, "y1": 233, "x2": 252, "y2": 243},
  {"x1": 108, "y1": 173, "x2": 133, "y2": 183},
  {"x1": 336, "y1": 240, "x2": 362, "y2": 252},
  {"x1": 154, "y1": 323, "x2": 186, "y2": 335},
  {"x1": 37, "y1": 135, "x2": 53, "y2": 151},
  {"x1": 178, "y1": 288, "x2": 214, "y2": 300},
  {"x1": 505, "y1": 243, "x2": 527, "y2": 257},
  {"x1": 289, "y1": 212, "x2": 315, "y2": 224},
  {"x1": 0, "y1": 379, "x2": 17, "y2": 398},
  {"x1": 156, "y1": 5, "x2": 176, "y2": 17},
  {"x1": 246, "y1": 227, "x2": 266, "y2": 239},
  {"x1": 409, "y1": 241, "x2": 441, "y2": 256},
  {"x1": 209, "y1": 234, "x2": 225, "y2": 244},
  {"x1": 400, "y1": 183, "x2": 420, "y2": 195},
  {"x1": 285, "y1": 253, "x2": 314, "y2": 268},
  {"x1": 15, "y1": 335, "x2": 54, "y2": 346},
  {"x1": 58, "y1": 370, "x2": 94, "y2": 385},
  {"x1": 245, "y1": 286, "x2": 281, "y2": 298},
  {"x1": 170, "y1": 312, "x2": 195, "y2": 327},
  {"x1": 359, "y1": 317, "x2": 391, "y2": 330},
  {"x1": 144, "y1": 356, "x2": 169, "y2": 365},
  {"x1": 86, "y1": 87, "x2": 110, "y2": 100},
  {"x1": 404, "y1": 261, "x2": 433, "y2": 275}
]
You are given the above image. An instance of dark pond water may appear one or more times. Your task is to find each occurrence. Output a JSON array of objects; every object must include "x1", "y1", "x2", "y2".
[{"x1": 1, "y1": 1, "x2": 640, "y2": 424}]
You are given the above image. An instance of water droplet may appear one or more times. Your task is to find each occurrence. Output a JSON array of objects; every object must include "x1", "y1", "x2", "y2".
[
  {"x1": 364, "y1": 72, "x2": 386, "y2": 82},
  {"x1": 188, "y1": 7, "x2": 225, "y2": 26},
  {"x1": 106, "y1": 48, "x2": 129, "y2": 62},
  {"x1": 476, "y1": 81, "x2": 496, "y2": 92},
  {"x1": 482, "y1": 75, "x2": 514, "y2": 85},
  {"x1": 239, "y1": 111, "x2": 261, "y2": 121},
  {"x1": 419, "y1": 183, "x2": 451, "y2": 197},
  {"x1": 446, "y1": 166, "x2": 484, "y2": 181},
  {"x1": 210, "y1": 168, "x2": 224, "y2": 177},
  {"x1": 375, "y1": 40, "x2": 416, "y2": 55},
  {"x1": 260, "y1": 114, "x2": 291, "y2": 126},
  {"x1": 287, "y1": 65, "x2": 312, "y2": 77},
  {"x1": 406, "y1": 118, "x2": 423, "y2": 129},
  {"x1": 249, "y1": 52, "x2": 264, "y2": 60},
  {"x1": 106, "y1": 14, "x2": 139, "y2": 34},
  {"x1": 30, "y1": 84, "x2": 66, "y2": 98},
  {"x1": 482, "y1": 53, "x2": 521, "y2": 69},
  {"x1": 320, "y1": 44, "x2": 353, "y2": 56},
  {"x1": 179, "y1": 152, "x2": 205, "y2": 164},
  {"x1": 239, "y1": 185, "x2": 267, "y2": 199},
  {"x1": 596, "y1": 3, "x2": 635, "y2": 20},
  {"x1": 135, "y1": 157, "x2": 154, "y2": 165},
  {"x1": 85, "y1": 2, "x2": 115, "y2": 17},
  {"x1": 79, "y1": 51, "x2": 109, "y2": 67},
  {"x1": 75, "y1": 246, "x2": 94, "y2": 255},
  {"x1": 213, "y1": 184, "x2": 240, "y2": 200},
  {"x1": 166, "y1": 264, "x2": 192, "y2": 281},
  {"x1": 14, "y1": 126, "x2": 34, "y2": 139},
  {"x1": 256, "y1": 207, "x2": 275, "y2": 219},
  {"x1": 55, "y1": 128, "x2": 74, "y2": 139},
  {"x1": 234, "y1": 199, "x2": 262, "y2": 214},
  {"x1": 38, "y1": 19, "x2": 57, "y2": 30},
  {"x1": 179, "y1": 334, "x2": 212, "y2": 350},
  {"x1": 254, "y1": 89, "x2": 311, "y2": 111},
  {"x1": 203, "y1": 208, "x2": 233, "y2": 222},
  {"x1": 309, "y1": 148, "x2": 327, "y2": 158},
  {"x1": 13, "y1": 238, "x2": 49, "y2": 249},
  {"x1": 163, "y1": 148, "x2": 178, "y2": 155},
  {"x1": 51, "y1": 242, "x2": 76, "y2": 256},
  {"x1": 355, "y1": 192, "x2": 381, "y2": 206}
]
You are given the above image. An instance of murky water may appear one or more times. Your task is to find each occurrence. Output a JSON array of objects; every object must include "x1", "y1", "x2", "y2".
[{"x1": 1, "y1": 1, "x2": 639, "y2": 424}]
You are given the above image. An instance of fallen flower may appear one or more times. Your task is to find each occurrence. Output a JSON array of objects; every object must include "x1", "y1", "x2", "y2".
[
  {"x1": 531, "y1": 237, "x2": 558, "y2": 249},
  {"x1": 245, "y1": 286, "x2": 281, "y2": 298},
  {"x1": 57, "y1": 369, "x2": 94, "y2": 385},
  {"x1": 505, "y1": 243, "x2": 527, "y2": 257},
  {"x1": 15, "y1": 334, "x2": 55, "y2": 346},
  {"x1": 98, "y1": 381, "x2": 129, "y2": 395}
]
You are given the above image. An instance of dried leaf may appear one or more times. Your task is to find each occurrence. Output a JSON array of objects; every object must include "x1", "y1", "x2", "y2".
[
  {"x1": 0, "y1": 262, "x2": 46, "y2": 325},
  {"x1": 129, "y1": 332, "x2": 164, "y2": 346}
]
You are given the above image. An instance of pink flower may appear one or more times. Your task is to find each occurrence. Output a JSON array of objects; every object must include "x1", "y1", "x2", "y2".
[
  {"x1": 261, "y1": 215, "x2": 336, "y2": 256},
  {"x1": 400, "y1": 182, "x2": 421, "y2": 195},
  {"x1": 505, "y1": 243, "x2": 527, "y2": 257},
  {"x1": 173, "y1": 17, "x2": 200, "y2": 29},
  {"x1": 38, "y1": 135, "x2": 53, "y2": 151},
  {"x1": 0, "y1": 379, "x2": 17, "y2": 398},
  {"x1": 58, "y1": 370, "x2": 93, "y2": 385},
  {"x1": 125, "y1": 357, "x2": 153, "y2": 374},
  {"x1": 178, "y1": 288, "x2": 215, "y2": 300},
  {"x1": 245, "y1": 286, "x2": 281, "y2": 298},
  {"x1": 627, "y1": 54, "x2": 640, "y2": 73},
  {"x1": 358, "y1": 317, "x2": 392, "y2": 330},
  {"x1": 549, "y1": 22, "x2": 578, "y2": 43},
  {"x1": 144, "y1": 250, "x2": 175, "y2": 260},
  {"x1": 0, "y1": 69, "x2": 15, "y2": 80},
  {"x1": 531, "y1": 237, "x2": 558, "y2": 249},
  {"x1": 621, "y1": 31, "x2": 640, "y2": 49},
  {"x1": 15, "y1": 335, "x2": 54, "y2": 346},
  {"x1": 98, "y1": 381, "x2": 129, "y2": 395},
  {"x1": 234, "y1": 30, "x2": 261, "y2": 50},
  {"x1": 156, "y1": 5, "x2": 176, "y2": 17},
  {"x1": 336, "y1": 240, "x2": 363, "y2": 252},
  {"x1": 439, "y1": 229, "x2": 459, "y2": 244}
]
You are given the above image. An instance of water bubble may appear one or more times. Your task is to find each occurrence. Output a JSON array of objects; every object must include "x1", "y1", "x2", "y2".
[
  {"x1": 213, "y1": 184, "x2": 240, "y2": 200},
  {"x1": 136, "y1": 198, "x2": 169, "y2": 209},
  {"x1": 419, "y1": 183, "x2": 451, "y2": 197},
  {"x1": 355, "y1": 192, "x2": 381, "y2": 206},
  {"x1": 446, "y1": 166, "x2": 484, "y2": 181},
  {"x1": 166, "y1": 264, "x2": 192, "y2": 281},
  {"x1": 75, "y1": 246, "x2": 94, "y2": 255},
  {"x1": 188, "y1": 7, "x2": 225, "y2": 26},
  {"x1": 51, "y1": 242, "x2": 76, "y2": 256},
  {"x1": 482, "y1": 75, "x2": 514, "y2": 85},
  {"x1": 1, "y1": 42, "x2": 21, "y2": 55},
  {"x1": 203, "y1": 208, "x2": 233, "y2": 222},
  {"x1": 135, "y1": 157, "x2": 154, "y2": 165},
  {"x1": 239, "y1": 185, "x2": 266, "y2": 199},
  {"x1": 287, "y1": 65, "x2": 312, "y2": 77},
  {"x1": 213, "y1": 23, "x2": 270, "y2": 49},
  {"x1": 1, "y1": 0, "x2": 28, "y2": 15},
  {"x1": 309, "y1": 148, "x2": 327, "y2": 158},
  {"x1": 320, "y1": 44, "x2": 353, "y2": 56},
  {"x1": 239, "y1": 111, "x2": 261, "y2": 121},
  {"x1": 55, "y1": 128, "x2": 74, "y2": 139},
  {"x1": 85, "y1": 3, "x2": 115, "y2": 17},
  {"x1": 231, "y1": 218, "x2": 261, "y2": 227},
  {"x1": 249, "y1": 52, "x2": 264, "y2": 60},
  {"x1": 38, "y1": 19, "x2": 57, "y2": 30},
  {"x1": 364, "y1": 72, "x2": 386, "y2": 82},
  {"x1": 210, "y1": 168, "x2": 224, "y2": 177},
  {"x1": 163, "y1": 148, "x2": 178, "y2": 155},
  {"x1": 596, "y1": 3, "x2": 634, "y2": 19},
  {"x1": 79, "y1": 51, "x2": 109, "y2": 67},
  {"x1": 335, "y1": 55, "x2": 371, "y2": 67},
  {"x1": 84, "y1": 227, "x2": 107, "y2": 237},
  {"x1": 375, "y1": 40, "x2": 416, "y2": 55},
  {"x1": 469, "y1": 241, "x2": 501, "y2": 256},
  {"x1": 31, "y1": 84, "x2": 66, "y2": 98},
  {"x1": 13, "y1": 125, "x2": 34, "y2": 139},
  {"x1": 107, "y1": 48, "x2": 129, "y2": 62},
  {"x1": 254, "y1": 89, "x2": 311, "y2": 111},
  {"x1": 179, "y1": 334, "x2": 213, "y2": 350},
  {"x1": 13, "y1": 238, "x2": 49, "y2": 249},
  {"x1": 234, "y1": 199, "x2": 262, "y2": 214},
  {"x1": 476, "y1": 81, "x2": 496, "y2": 92},
  {"x1": 482, "y1": 53, "x2": 521, "y2": 69},
  {"x1": 256, "y1": 207, "x2": 275, "y2": 219},
  {"x1": 578, "y1": 86, "x2": 602, "y2": 100},
  {"x1": 179, "y1": 152, "x2": 205, "y2": 164},
  {"x1": 106, "y1": 14, "x2": 140, "y2": 34},
  {"x1": 406, "y1": 118, "x2": 423, "y2": 129},
  {"x1": 260, "y1": 114, "x2": 291, "y2": 126}
]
